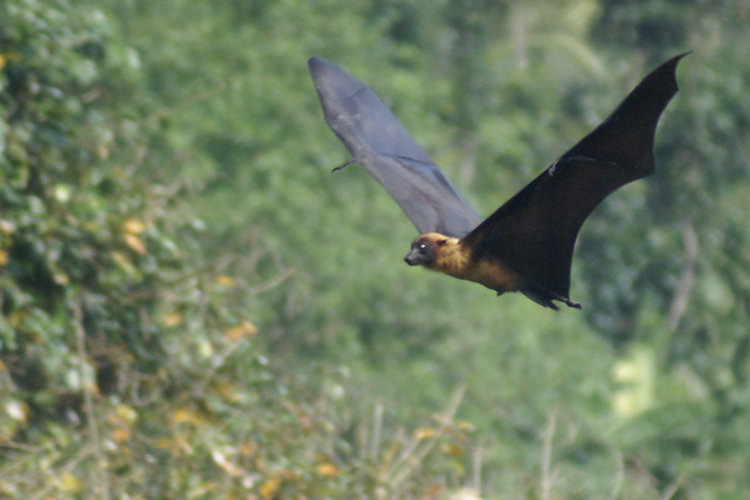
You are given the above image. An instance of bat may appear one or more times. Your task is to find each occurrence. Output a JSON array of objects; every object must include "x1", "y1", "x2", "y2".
[{"x1": 308, "y1": 54, "x2": 686, "y2": 309}]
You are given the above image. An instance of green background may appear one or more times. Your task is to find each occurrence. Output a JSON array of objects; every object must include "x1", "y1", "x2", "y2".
[{"x1": 1, "y1": 0, "x2": 749, "y2": 498}]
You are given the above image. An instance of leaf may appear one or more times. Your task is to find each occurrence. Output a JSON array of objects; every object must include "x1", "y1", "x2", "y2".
[
  {"x1": 111, "y1": 251, "x2": 136, "y2": 275},
  {"x1": 443, "y1": 442, "x2": 464, "y2": 457},
  {"x1": 454, "y1": 419, "x2": 475, "y2": 431},
  {"x1": 123, "y1": 218, "x2": 146, "y2": 234},
  {"x1": 5, "y1": 400, "x2": 29, "y2": 423},
  {"x1": 413, "y1": 427, "x2": 436, "y2": 440},
  {"x1": 240, "y1": 441, "x2": 256, "y2": 456},
  {"x1": 214, "y1": 382, "x2": 239, "y2": 403},
  {"x1": 114, "y1": 404, "x2": 138, "y2": 424},
  {"x1": 58, "y1": 472, "x2": 83, "y2": 493},
  {"x1": 124, "y1": 233, "x2": 146, "y2": 255},
  {"x1": 224, "y1": 321, "x2": 258, "y2": 341},
  {"x1": 212, "y1": 450, "x2": 242, "y2": 477},
  {"x1": 259, "y1": 475, "x2": 282, "y2": 498},
  {"x1": 216, "y1": 274, "x2": 236, "y2": 286},
  {"x1": 162, "y1": 310, "x2": 183, "y2": 327},
  {"x1": 111, "y1": 426, "x2": 130, "y2": 443},
  {"x1": 0, "y1": 219, "x2": 14, "y2": 235},
  {"x1": 315, "y1": 462, "x2": 340, "y2": 477},
  {"x1": 171, "y1": 408, "x2": 198, "y2": 426}
]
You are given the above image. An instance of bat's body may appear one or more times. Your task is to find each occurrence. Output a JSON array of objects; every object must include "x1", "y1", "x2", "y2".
[
  {"x1": 309, "y1": 54, "x2": 686, "y2": 309},
  {"x1": 405, "y1": 233, "x2": 524, "y2": 295}
]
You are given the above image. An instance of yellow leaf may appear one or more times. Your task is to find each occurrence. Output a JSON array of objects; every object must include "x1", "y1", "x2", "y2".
[
  {"x1": 424, "y1": 484, "x2": 442, "y2": 496},
  {"x1": 212, "y1": 450, "x2": 242, "y2": 477},
  {"x1": 124, "y1": 233, "x2": 146, "y2": 255},
  {"x1": 0, "y1": 219, "x2": 15, "y2": 235},
  {"x1": 224, "y1": 325, "x2": 246, "y2": 341},
  {"x1": 259, "y1": 476, "x2": 282, "y2": 498},
  {"x1": 413, "y1": 427, "x2": 436, "y2": 440},
  {"x1": 111, "y1": 251, "x2": 136, "y2": 275},
  {"x1": 171, "y1": 408, "x2": 192, "y2": 425},
  {"x1": 85, "y1": 381, "x2": 100, "y2": 395},
  {"x1": 214, "y1": 382, "x2": 238, "y2": 403},
  {"x1": 449, "y1": 487, "x2": 482, "y2": 500},
  {"x1": 8, "y1": 311, "x2": 21, "y2": 328},
  {"x1": 240, "y1": 441, "x2": 256, "y2": 456},
  {"x1": 315, "y1": 463, "x2": 340, "y2": 477},
  {"x1": 58, "y1": 472, "x2": 83, "y2": 493},
  {"x1": 172, "y1": 432, "x2": 193, "y2": 455},
  {"x1": 216, "y1": 274, "x2": 236, "y2": 286},
  {"x1": 224, "y1": 321, "x2": 258, "y2": 341},
  {"x1": 454, "y1": 419, "x2": 475, "y2": 431},
  {"x1": 53, "y1": 184, "x2": 71, "y2": 203},
  {"x1": 52, "y1": 269, "x2": 69, "y2": 285},
  {"x1": 242, "y1": 320, "x2": 258, "y2": 336},
  {"x1": 154, "y1": 438, "x2": 173, "y2": 450},
  {"x1": 111, "y1": 426, "x2": 130, "y2": 443},
  {"x1": 443, "y1": 442, "x2": 464, "y2": 457},
  {"x1": 114, "y1": 404, "x2": 138, "y2": 424},
  {"x1": 5, "y1": 400, "x2": 29, "y2": 423},
  {"x1": 0, "y1": 250, "x2": 7, "y2": 266},
  {"x1": 162, "y1": 310, "x2": 182, "y2": 327},
  {"x1": 124, "y1": 218, "x2": 146, "y2": 234}
]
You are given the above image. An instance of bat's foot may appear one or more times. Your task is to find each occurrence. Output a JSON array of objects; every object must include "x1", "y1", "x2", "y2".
[
  {"x1": 560, "y1": 297, "x2": 582, "y2": 309},
  {"x1": 521, "y1": 288, "x2": 581, "y2": 310}
]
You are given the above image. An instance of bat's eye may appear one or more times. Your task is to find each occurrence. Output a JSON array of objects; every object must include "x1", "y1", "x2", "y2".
[{"x1": 418, "y1": 241, "x2": 429, "y2": 252}]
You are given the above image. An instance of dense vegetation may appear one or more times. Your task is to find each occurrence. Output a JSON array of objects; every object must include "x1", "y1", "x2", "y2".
[{"x1": 1, "y1": 0, "x2": 749, "y2": 498}]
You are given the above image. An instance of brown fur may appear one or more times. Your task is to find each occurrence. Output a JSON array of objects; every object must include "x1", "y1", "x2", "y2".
[{"x1": 416, "y1": 233, "x2": 524, "y2": 294}]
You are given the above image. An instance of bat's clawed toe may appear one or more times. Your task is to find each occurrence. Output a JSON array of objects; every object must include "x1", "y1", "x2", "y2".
[
  {"x1": 562, "y1": 298, "x2": 582, "y2": 310},
  {"x1": 521, "y1": 288, "x2": 582, "y2": 310}
]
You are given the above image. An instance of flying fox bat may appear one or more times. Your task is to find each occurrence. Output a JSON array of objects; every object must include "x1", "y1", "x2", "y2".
[{"x1": 308, "y1": 54, "x2": 685, "y2": 309}]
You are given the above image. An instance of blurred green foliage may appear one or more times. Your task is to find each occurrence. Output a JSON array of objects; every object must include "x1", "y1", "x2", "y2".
[{"x1": 1, "y1": 0, "x2": 749, "y2": 498}]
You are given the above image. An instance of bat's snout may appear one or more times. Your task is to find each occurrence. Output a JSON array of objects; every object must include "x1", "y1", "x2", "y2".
[{"x1": 404, "y1": 249, "x2": 423, "y2": 266}]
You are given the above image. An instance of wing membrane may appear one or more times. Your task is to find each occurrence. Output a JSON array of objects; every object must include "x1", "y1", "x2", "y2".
[
  {"x1": 463, "y1": 53, "x2": 686, "y2": 302},
  {"x1": 309, "y1": 57, "x2": 481, "y2": 238}
]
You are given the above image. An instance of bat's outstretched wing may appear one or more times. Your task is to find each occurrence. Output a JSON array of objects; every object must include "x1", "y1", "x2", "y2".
[
  {"x1": 309, "y1": 57, "x2": 481, "y2": 238},
  {"x1": 462, "y1": 53, "x2": 687, "y2": 308}
]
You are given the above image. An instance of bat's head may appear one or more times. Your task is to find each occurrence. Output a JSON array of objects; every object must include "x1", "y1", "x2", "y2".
[{"x1": 404, "y1": 233, "x2": 458, "y2": 268}]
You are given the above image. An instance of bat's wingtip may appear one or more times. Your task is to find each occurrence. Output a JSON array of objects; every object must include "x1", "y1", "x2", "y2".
[
  {"x1": 660, "y1": 51, "x2": 690, "y2": 82},
  {"x1": 308, "y1": 56, "x2": 325, "y2": 71},
  {"x1": 666, "y1": 51, "x2": 691, "y2": 71},
  {"x1": 308, "y1": 56, "x2": 342, "y2": 77}
]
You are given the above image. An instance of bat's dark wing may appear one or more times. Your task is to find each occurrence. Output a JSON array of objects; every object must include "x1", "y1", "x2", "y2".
[
  {"x1": 462, "y1": 53, "x2": 687, "y2": 308},
  {"x1": 309, "y1": 57, "x2": 481, "y2": 238}
]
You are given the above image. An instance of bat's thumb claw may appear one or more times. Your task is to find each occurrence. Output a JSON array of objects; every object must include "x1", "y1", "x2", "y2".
[{"x1": 332, "y1": 159, "x2": 356, "y2": 172}]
